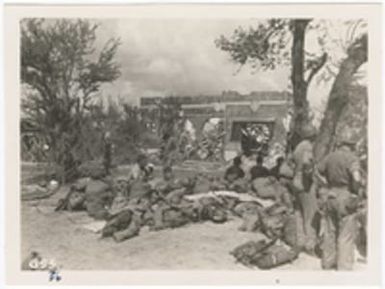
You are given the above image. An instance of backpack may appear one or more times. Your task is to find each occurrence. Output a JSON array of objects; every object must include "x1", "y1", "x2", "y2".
[
  {"x1": 251, "y1": 177, "x2": 280, "y2": 200},
  {"x1": 260, "y1": 204, "x2": 288, "y2": 239},
  {"x1": 197, "y1": 197, "x2": 227, "y2": 223},
  {"x1": 282, "y1": 213, "x2": 299, "y2": 248},
  {"x1": 230, "y1": 240, "x2": 274, "y2": 267},
  {"x1": 102, "y1": 209, "x2": 133, "y2": 238},
  {"x1": 230, "y1": 240, "x2": 298, "y2": 269},
  {"x1": 254, "y1": 243, "x2": 298, "y2": 269}
]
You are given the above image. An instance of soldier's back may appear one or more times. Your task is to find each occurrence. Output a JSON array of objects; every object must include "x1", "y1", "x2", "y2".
[
  {"x1": 293, "y1": 140, "x2": 313, "y2": 166},
  {"x1": 321, "y1": 148, "x2": 358, "y2": 187}
]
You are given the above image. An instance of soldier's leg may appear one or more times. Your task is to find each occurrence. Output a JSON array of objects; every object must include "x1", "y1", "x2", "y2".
[
  {"x1": 113, "y1": 214, "x2": 141, "y2": 242},
  {"x1": 280, "y1": 188, "x2": 294, "y2": 212},
  {"x1": 86, "y1": 201, "x2": 110, "y2": 220},
  {"x1": 298, "y1": 186, "x2": 318, "y2": 251},
  {"x1": 152, "y1": 202, "x2": 168, "y2": 230},
  {"x1": 337, "y1": 214, "x2": 357, "y2": 270},
  {"x1": 321, "y1": 213, "x2": 337, "y2": 269}
]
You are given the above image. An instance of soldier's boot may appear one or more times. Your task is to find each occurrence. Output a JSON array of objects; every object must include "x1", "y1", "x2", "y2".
[
  {"x1": 281, "y1": 191, "x2": 294, "y2": 213},
  {"x1": 151, "y1": 205, "x2": 167, "y2": 231},
  {"x1": 113, "y1": 216, "x2": 141, "y2": 242},
  {"x1": 113, "y1": 224, "x2": 140, "y2": 242},
  {"x1": 321, "y1": 215, "x2": 337, "y2": 270},
  {"x1": 337, "y1": 214, "x2": 357, "y2": 270}
]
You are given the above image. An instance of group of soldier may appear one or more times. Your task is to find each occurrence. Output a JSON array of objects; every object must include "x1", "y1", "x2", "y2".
[
  {"x1": 222, "y1": 124, "x2": 366, "y2": 271},
  {"x1": 56, "y1": 123, "x2": 366, "y2": 271},
  {"x1": 291, "y1": 125, "x2": 366, "y2": 270}
]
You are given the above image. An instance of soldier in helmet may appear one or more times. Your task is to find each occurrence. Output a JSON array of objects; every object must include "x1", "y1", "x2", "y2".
[
  {"x1": 291, "y1": 124, "x2": 318, "y2": 253},
  {"x1": 315, "y1": 129, "x2": 362, "y2": 270}
]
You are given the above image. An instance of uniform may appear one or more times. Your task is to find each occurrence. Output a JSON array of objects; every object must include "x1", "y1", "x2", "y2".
[
  {"x1": 84, "y1": 179, "x2": 114, "y2": 220},
  {"x1": 249, "y1": 165, "x2": 270, "y2": 180},
  {"x1": 223, "y1": 160, "x2": 248, "y2": 193},
  {"x1": 316, "y1": 145, "x2": 361, "y2": 270},
  {"x1": 224, "y1": 165, "x2": 245, "y2": 181},
  {"x1": 292, "y1": 139, "x2": 318, "y2": 251}
]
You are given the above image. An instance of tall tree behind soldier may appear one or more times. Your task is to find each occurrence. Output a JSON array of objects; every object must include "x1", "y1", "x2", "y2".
[
  {"x1": 158, "y1": 99, "x2": 184, "y2": 169},
  {"x1": 216, "y1": 20, "x2": 367, "y2": 152}
]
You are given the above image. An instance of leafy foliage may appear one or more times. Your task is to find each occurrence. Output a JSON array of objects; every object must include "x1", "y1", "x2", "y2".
[
  {"x1": 215, "y1": 19, "x2": 291, "y2": 70},
  {"x1": 157, "y1": 98, "x2": 184, "y2": 167},
  {"x1": 21, "y1": 18, "x2": 121, "y2": 182},
  {"x1": 215, "y1": 19, "x2": 327, "y2": 84},
  {"x1": 216, "y1": 19, "x2": 329, "y2": 149}
]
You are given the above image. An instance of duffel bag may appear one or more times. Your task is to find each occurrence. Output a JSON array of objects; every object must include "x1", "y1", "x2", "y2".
[
  {"x1": 260, "y1": 213, "x2": 285, "y2": 239},
  {"x1": 163, "y1": 208, "x2": 191, "y2": 228},
  {"x1": 254, "y1": 243, "x2": 298, "y2": 269},
  {"x1": 251, "y1": 177, "x2": 280, "y2": 200},
  {"x1": 282, "y1": 213, "x2": 299, "y2": 248},
  {"x1": 230, "y1": 240, "x2": 273, "y2": 267},
  {"x1": 102, "y1": 209, "x2": 133, "y2": 238},
  {"x1": 233, "y1": 201, "x2": 261, "y2": 217}
]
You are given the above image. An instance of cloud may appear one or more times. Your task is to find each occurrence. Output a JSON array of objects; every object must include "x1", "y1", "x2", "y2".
[
  {"x1": 95, "y1": 19, "x2": 291, "y2": 104},
  {"x1": 94, "y1": 18, "x2": 363, "y2": 109}
]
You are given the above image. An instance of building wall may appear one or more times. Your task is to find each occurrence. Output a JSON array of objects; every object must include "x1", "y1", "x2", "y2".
[{"x1": 140, "y1": 92, "x2": 290, "y2": 161}]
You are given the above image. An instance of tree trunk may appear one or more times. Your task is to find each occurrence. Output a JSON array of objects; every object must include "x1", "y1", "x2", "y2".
[
  {"x1": 288, "y1": 19, "x2": 311, "y2": 151},
  {"x1": 314, "y1": 34, "x2": 367, "y2": 161}
]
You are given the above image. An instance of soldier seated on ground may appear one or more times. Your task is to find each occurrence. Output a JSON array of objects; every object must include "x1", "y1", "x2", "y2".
[
  {"x1": 84, "y1": 168, "x2": 115, "y2": 220},
  {"x1": 223, "y1": 156, "x2": 250, "y2": 193},
  {"x1": 270, "y1": 156, "x2": 285, "y2": 180},
  {"x1": 128, "y1": 154, "x2": 149, "y2": 181},
  {"x1": 250, "y1": 155, "x2": 270, "y2": 180},
  {"x1": 154, "y1": 166, "x2": 183, "y2": 195},
  {"x1": 224, "y1": 156, "x2": 245, "y2": 182},
  {"x1": 55, "y1": 167, "x2": 115, "y2": 218}
]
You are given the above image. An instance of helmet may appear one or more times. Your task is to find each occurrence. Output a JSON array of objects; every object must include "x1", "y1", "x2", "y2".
[
  {"x1": 302, "y1": 124, "x2": 317, "y2": 139},
  {"x1": 338, "y1": 129, "x2": 356, "y2": 145}
]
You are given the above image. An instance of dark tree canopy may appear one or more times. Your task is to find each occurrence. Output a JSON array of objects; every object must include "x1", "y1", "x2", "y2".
[{"x1": 21, "y1": 19, "x2": 121, "y2": 182}]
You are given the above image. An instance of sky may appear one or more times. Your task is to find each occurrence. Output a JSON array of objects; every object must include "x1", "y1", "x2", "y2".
[{"x1": 92, "y1": 18, "x2": 366, "y2": 118}]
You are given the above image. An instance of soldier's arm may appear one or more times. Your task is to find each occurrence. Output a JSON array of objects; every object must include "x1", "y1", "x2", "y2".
[
  {"x1": 302, "y1": 148, "x2": 314, "y2": 175},
  {"x1": 349, "y1": 158, "x2": 362, "y2": 195},
  {"x1": 314, "y1": 157, "x2": 327, "y2": 186}
]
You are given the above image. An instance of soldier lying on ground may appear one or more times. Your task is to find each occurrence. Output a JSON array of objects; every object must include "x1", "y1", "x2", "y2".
[
  {"x1": 147, "y1": 166, "x2": 228, "y2": 230},
  {"x1": 56, "y1": 168, "x2": 115, "y2": 220}
]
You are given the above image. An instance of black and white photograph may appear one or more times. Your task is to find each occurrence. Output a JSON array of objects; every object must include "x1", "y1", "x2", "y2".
[{"x1": 3, "y1": 3, "x2": 383, "y2": 286}]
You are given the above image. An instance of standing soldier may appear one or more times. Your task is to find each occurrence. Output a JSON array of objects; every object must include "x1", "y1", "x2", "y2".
[
  {"x1": 315, "y1": 129, "x2": 362, "y2": 270},
  {"x1": 291, "y1": 124, "x2": 318, "y2": 253},
  {"x1": 103, "y1": 131, "x2": 113, "y2": 175}
]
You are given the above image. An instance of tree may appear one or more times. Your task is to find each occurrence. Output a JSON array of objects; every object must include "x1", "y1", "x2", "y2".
[
  {"x1": 314, "y1": 34, "x2": 367, "y2": 160},
  {"x1": 21, "y1": 19, "x2": 121, "y2": 182},
  {"x1": 216, "y1": 19, "x2": 328, "y2": 150},
  {"x1": 157, "y1": 98, "x2": 184, "y2": 168}
]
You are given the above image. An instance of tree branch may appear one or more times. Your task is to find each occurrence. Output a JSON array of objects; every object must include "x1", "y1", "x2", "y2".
[{"x1": 306, "y1": 52, "x2": 328, "y2": 85}]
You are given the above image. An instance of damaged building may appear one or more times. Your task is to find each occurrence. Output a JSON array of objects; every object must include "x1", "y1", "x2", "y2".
[{"x1": 140, "y1": 91, "x2": 291, "y2": 162}]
